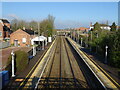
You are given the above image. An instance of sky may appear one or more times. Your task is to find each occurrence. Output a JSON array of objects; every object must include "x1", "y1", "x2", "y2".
[{"x1": 2, "y1": 2, "x2": 118, "y2": 29}]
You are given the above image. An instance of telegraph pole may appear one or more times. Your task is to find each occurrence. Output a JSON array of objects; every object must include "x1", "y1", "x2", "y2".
[
  {"x1": 90, "y1": 30, "x2": 92, "y2": 51},
  {"x1": 38, "y1": 22, "x2": 40, "y2": 46}
]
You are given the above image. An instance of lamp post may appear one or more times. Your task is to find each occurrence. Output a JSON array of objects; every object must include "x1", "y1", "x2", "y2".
[
  {"x1": 42, "y1": 41, "x2": 44, "y2": 50},
  {"x1": 71, "y1": 29, "x2": 72, "y2": 38},
  {"x1": 105, "y1": 45, "x2": 108, "y2": 64},
  {"x1": 11, "y1": 50, "x2": 15, "y2": 77},
  {"x1": 81, "y1": 37, "x2": 83, "y2": 47},
  {"x1": 90, "y1": 30, "x2": 93, "y2": 52},
  {"x1": 77, "y1": 31, "x2": 79, "y2": 43},
  {"x1": 96, "y1": 33, "x2": 98, "y2": 53},
  {"x1": 74, "y1": 29, "x2": 75, "y2": 41},
  {"x1": 33, "y1": 45, "x2": 36, "y2": 56}
]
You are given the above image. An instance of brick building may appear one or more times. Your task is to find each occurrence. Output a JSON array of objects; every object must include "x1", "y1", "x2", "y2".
[
  {"x1": 0, "y1": 19, "x2": 12, "y2": 41},
  {"x1": 10, "y1": 29, "x2": 35, "y2": 47}
]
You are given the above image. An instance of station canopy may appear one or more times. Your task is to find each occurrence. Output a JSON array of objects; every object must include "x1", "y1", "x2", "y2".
[{"x1": 31, "y1": 36, "x2": 47, "y2": 45}]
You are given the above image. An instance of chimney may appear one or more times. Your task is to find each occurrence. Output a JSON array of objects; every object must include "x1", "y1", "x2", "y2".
[
  {"x1": 90, "y1": 22, "x2": 92, "y2": 27},
  {"x1": 23, "y1": 27, "x2": 25, "y2": 30}
]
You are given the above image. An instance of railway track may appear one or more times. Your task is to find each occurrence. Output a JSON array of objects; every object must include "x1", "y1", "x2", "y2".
[
  {"x1": 63, "y1": 37, "x2": 88, "y2": 88},
  {"x1": 10, "y1": 36, "x2": 115, "y2": 89},
  {"x1": 67, "y1": 36, "x2": 119, "y2": 89},
  {"x1": 65, "y1": 38, "x2": 105, "y2": 89},
  {"x1": 35, "y1": 36, "x2": 89, "y2": 89}
]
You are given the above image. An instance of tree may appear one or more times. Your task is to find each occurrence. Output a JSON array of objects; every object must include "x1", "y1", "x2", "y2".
[
  {"x1": 39, "y1": 15, "x2": 55, "y2": 36},
  {"x1": 11, "y1": 19, "x2": 18, "y2": 31},
  {"x1": 11, "y1": 19, "x2": 29, "y2": 31},
  {"x1": 93, "y1": 22, "x2": 101, "y2": 31},
  {"x1": 29, "y1": 20, "x2": 38, "y2": 31},
  {"x1": 110, "y1": 22, "x2": 116, "y2": 31},
  {"x1": 47, "y1": 15, "x2": 55, "y2": 36}
]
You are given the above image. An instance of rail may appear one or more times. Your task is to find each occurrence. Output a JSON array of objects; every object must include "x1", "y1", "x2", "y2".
[{"x1": 67, "y1": 36, "x2": 119, "y2": 89}]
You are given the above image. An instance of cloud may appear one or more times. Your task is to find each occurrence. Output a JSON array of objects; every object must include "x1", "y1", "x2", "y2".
[{"x1": 7, "y1": 14, "x2": 20, "y2": 20}]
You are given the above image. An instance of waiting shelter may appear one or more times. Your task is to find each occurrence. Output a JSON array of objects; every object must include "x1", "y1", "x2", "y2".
[{"x1": 31, "y1": 36, "x2": 47, "y2": 50}]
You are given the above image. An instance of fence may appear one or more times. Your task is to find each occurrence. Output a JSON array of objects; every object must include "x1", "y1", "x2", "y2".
[{"x1": 0, "y1": 41, "x2": 10, "y2": 49}]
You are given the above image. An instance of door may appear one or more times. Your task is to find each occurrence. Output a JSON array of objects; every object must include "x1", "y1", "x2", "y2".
[{"x1": 14, "y1": 40, "x2": 18, "y2": 46}]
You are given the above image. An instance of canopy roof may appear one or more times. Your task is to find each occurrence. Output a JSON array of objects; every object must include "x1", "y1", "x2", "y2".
[
  {"x1": 31, "y1": 36, "x2": 47, "y2": 42},
  {"x1": 31, "y1": 36, "x2": 47, "y2": 45}
]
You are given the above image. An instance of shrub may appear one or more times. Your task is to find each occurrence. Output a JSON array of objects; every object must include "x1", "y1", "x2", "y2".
[{"x1": 6, "y1": 50, "x2": 28, "y2": 72}]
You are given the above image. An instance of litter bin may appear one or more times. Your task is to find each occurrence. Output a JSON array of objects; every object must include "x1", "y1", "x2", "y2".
[{"x1": 0, "y1": 71, "x2": 9, "y2": 88}]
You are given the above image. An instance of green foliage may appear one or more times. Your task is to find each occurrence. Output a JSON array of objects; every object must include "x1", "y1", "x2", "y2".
[
  {"x1": 108, "y1": 31, "x2": 120, "y2": 67},
  {"x1": 29, "y1": 20, "x2": 38, "y2": 30},
  {"x1": 6, "y1": 50, "x2": 28, "y2": 72},
  {"x1": 86, "y1": 25, "x2": 120, "y2": 68},
  {"x1": 10, "y1": 15, "x2": 55, "y2": 36},
  {"x1": 11, "y1": 19, "x2": 29, "y2": 31},
  {"x1": 93, "y1": 22, "x2": 101, "y2": 31},
  {"x1": 39, "y1": 15, "x2": 55, "y2": 36},
  {"x1": 110, "y1": 22, "x2": 116, "y2": 31}
]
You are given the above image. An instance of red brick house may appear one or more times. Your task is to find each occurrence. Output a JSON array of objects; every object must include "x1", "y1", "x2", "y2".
[
  {"x1": 10, "y1": 29, "x2": 35, "y2": 47},
  {"x1": 0, "y1": 19, "x2": 12, "y2": 41},
  {"x1": 0, "y1": 21, "x2": 4, "y2": 41},
  {"x1": 75, "y1": 27, "x2": 89, "y2": 31}
]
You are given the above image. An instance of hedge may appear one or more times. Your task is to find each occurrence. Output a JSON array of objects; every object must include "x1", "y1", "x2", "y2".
[{"x1": 6, "y1": 50, "x2": 28, "y2": 73}]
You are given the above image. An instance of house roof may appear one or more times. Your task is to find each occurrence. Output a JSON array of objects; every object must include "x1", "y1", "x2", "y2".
[
  {"x1": 75, "y1": 27, "x2": 89, "y2": 30},
  {"x1": 3, "y1": 25, "x2": 11, "y2": 32},
  {"x1": 0, "y1": 19, "x2": 9, "y2": 23},
  {"x1": 91, "y1": 24, "x2": 110, "y2": 27},
  {"x1": 23, "y1": 29, "x2": 34, "y2": 35},
  {"x1": 11, "y1": 29, "x2": 34, "y2": 36},
  {"x1": 10, "y1": 29, "x2": 30, "y2": 36}
]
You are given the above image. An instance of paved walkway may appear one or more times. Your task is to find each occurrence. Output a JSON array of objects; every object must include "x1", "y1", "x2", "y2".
[
  {"x1": 4, "y1": 43, "x2": 52, "y2": 89},
  {"x1": 81, "y1": 48, "x2": 120, "y2": 84}
]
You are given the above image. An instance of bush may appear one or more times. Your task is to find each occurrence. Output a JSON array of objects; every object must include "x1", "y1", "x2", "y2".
[{"x1": 6, "y1": 50, "x2": 28, "y2": 72}]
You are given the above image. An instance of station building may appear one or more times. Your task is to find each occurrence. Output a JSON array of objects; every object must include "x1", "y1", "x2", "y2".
[{"x1": 10, "y1": 28, "x2": 36, "y2": 47}]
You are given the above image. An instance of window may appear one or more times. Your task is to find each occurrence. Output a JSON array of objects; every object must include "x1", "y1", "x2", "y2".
[
  {"x1": 22, "y1": 38, "x2": 26, "y2": 43},
  {"x1": 0, "y1": 31, "x2": 2, "y2": 36}
]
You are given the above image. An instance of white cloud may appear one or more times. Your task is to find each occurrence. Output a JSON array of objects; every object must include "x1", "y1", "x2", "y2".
[{"x1": 7, "y1": 14, "x2": 20, "y2": 20}]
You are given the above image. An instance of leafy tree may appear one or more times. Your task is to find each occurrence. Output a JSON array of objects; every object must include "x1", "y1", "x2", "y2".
[
  {"x1": 10, "y1": 15, "x2": 55, "y2": 36},
  {"x1": 11, "y1": 19, "x2": 29, "y2": 31},
  {"x1": 93, "y1": 22, "x2": 101, "y2": 31},
  {"x1": 40, "y1": 15, "x2": 55, "y2": 36},
  {"x1": 11, "y1": 19, "x2": 19, "y2": 31},
  {"x1": 29, "y1": 20, "x2": 38, "y2": 31},
  {"x1": 110, "y1": 22, "x2": 116, "y2": 31}
]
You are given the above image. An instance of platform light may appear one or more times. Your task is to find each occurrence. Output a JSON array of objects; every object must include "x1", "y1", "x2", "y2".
[
  {"x1": 105, "y1": 45, "x2": 108, "y2": 64},
  {"x1": 11, "y1": 50, "x2": 15, "y2": 77}
]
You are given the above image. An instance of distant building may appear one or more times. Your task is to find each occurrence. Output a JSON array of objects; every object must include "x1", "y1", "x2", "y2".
[
  {"x1": 75, "y1": 27, "x2": 89, "y2": 34},
  {"x1": 0, "y1": 19, "x2": 12, "y2": 41},
  {"x1": 75, "y1": 27, "x2": 89, "y2": 31},
  {"x1": 10, "y1": 28, "x2": 36, "y2": 47},
  {"x1": 90, "y1": 22, "x2": 111, "y2": 30}
]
